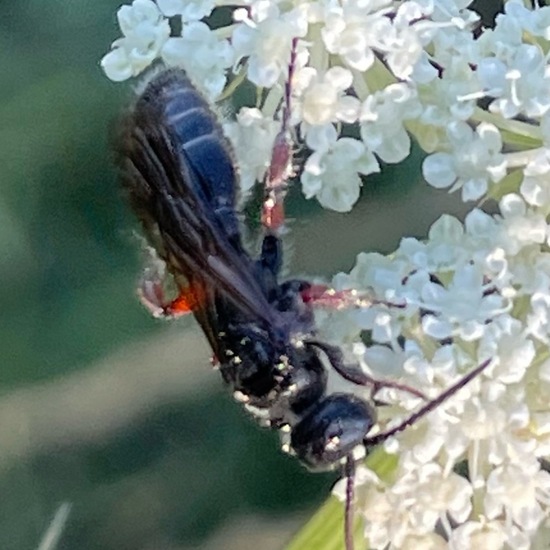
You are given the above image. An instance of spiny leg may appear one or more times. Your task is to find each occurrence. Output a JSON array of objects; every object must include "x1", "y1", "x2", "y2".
[
  {"x1": 307, "y1": 340, "x2": 428, "y2": 401},
  {"x1": 300, "y1": 284, "x2": 406, "y2": 310},
  {"x1": 364, "y1": 358, "x2": 492, "y2": 448},
  {"x1": 301, "y1": 285, "x2": 414, "y2": 402},
  {"x1": 137, "y1": 248, "x2": 204, "y2": 318},
  {"x1": 138, "y1": 278, "x2": 204, "y2": 318},
  {"x1": 261, "y1": 37, "x2": 299, "y2": 234}
]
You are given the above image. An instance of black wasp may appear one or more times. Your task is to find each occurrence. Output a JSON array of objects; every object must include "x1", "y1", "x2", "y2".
[{"x1": 117, "y1": 67, "x2": 491, "y2": 550}]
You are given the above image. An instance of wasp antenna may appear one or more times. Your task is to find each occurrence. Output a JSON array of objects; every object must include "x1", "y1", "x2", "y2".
[
  {"x1": 344, "y1": 457, "x2": 356, "y2": 550},
  {"x1": 364, "y1": 358, "x2": 492, "y2": 448}
]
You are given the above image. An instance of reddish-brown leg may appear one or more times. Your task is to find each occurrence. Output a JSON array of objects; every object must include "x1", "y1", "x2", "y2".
[
  {"x1": 261, "y1": 37, "x2": 299, "y2": 234},
  {"x1": 301, "y1": 284, "x2": 406, "y2": 310}
]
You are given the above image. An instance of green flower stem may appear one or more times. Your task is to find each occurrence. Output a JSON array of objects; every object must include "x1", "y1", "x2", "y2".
[
  {"x1": 218, "y1": 69, "x2": 247, "y2": 102},
  {"x1": 471, "y1": 107, "x2": 543, "y2": 149},
  {"x1": 286, "y1": 448, "x2": 399, "y2": 550},
  {"x1": 285, "y1": 496, "x2": 352, "y2": 550}
]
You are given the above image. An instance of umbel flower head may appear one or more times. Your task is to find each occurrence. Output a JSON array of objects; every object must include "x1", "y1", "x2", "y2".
[{"x1": 103, "y1": 0, "x2": 550, "y2": 548}]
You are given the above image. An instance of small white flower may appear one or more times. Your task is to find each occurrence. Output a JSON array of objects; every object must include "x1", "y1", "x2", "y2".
[
  {"x1": 526, "y1": 292, "x2": 550, "y2": 344},
  {"x1": 449, "y1": 519, "x2": 507, "y2": 549},
  {"x1": 299, "y1": 66, "x2": 360, "y2": 127},
  {"x1": 477, "y1": 44, "x2": 550, "y2": 118},
  {"x1": 419, "y1": 264, "x2": 509, "y2": 341},
  {"x1": 356, "y1": 306, "x2": 402, "y2": 343},
  {"x1": 301, "y1": 125, "x2": 379, "y2": 211},
  {"x1": 499, "y1": 194, "x2": 547, "y2": 253},
  {"x1": 232, "y1": 5, "x2": 307, "y2": 88},
  {"x1": 362, "y1": 464, "x2": 473, "y2": 547},
  {"x1": 422, "y1": 121, "x2": 507, "y2": 201},
  {"x1": 156, "y1": 0, "x2": 215, "y2": 20},
  {"x1": 223, "y1": 107, "x2": 280, "y2": 195},
  {"x1": 101, "y1": 0, "x2": 170, "y2": 81},
  {"x1": 161, "y1": 21, "x2": 233, "y2": 98},
  {"x1": 520, "y1": 149, "x2": 550, "y2": 208},
  {"x1": 475, "y1": 2, "x2": 526, "y2": 59},
  {"x1": 417, "y1": 56, "x2": 479, "y2": 127},
  {"x1": 400, "y1": 533, "x2": 447, "y2": 550},
  {"x1": 478, "y1": 316, "x2": 535, "y2": 385},
  {"x1": 117, "y1": 0, "x2": 164, "y2": 36},
  {"x1": 360, "y1": 83, "x2": 421, "y2": 163},
  {"x1": 525, "y1": 3, "x2": 550, "y2": 40},
  {"x1": 320, "y1": 0, "x2": 391, "y2": 72},
  {"x1": 380, "y1": 1, "x2": 431, "y2": 80},
  {"x1": 485, "y1": 460, "x2": 550, "y2": 534},
  {"x1": 349, "y1": 251, "x2": 409, "y2": 299}
]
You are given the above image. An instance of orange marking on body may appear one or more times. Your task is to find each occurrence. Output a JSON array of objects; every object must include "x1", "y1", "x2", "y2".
[{"x1": 165, "y1": 282, "x2": 207, "y2": 316}]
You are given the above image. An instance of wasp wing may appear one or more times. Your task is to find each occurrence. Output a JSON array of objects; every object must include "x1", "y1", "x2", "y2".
[{"x1": 118, "y1": 69, "x2": 276, "y2": 341}]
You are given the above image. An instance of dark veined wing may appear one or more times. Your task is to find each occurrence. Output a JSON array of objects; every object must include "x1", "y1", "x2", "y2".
[{"x1": 117, "y1": 69, "x2": 276, "y2": 335}]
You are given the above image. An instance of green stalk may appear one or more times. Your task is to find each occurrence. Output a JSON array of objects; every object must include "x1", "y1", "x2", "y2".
[
  {"x1": 285, "y1": 448, "x2": 399, "y2": 550},
  {"x1": 471, "y1": 107, "x2": 543, "y2": 149}
]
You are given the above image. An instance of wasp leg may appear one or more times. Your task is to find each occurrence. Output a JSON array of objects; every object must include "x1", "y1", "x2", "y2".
[
  {"x1": 307, "y1": 340, "x2": 427, "y2": 401},
  {"x1": 261, "y1": 37, "x2": 299, "y2": 234},
  {"x1": 363, "y1": 359, "x2": 492, "y2": 448},
  {"x1": 138, "y1": 279, "x2": 197, "y2": 319},
  {"x1": 260, "y1": 233, "x2": 283, "y2": 275},
  {"x1": 137, "y1": 259, "x2": 203, "y2": 319},
  {"x1": 300, "y1": 284, "x2": 406, "y2": 310}
]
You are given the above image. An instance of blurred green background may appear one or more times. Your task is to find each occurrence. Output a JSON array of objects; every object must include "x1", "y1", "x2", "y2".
[{"x1": 0, "y1": 1, "x2": 483, "y2": 549}]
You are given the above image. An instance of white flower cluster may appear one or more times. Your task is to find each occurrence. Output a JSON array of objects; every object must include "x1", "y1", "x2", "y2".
[
  {"x1": 101, "y1": 0, "x2": 536, "y2": 212},
  {"x1": 328, "y1": 206, "x2": 550, "y2": 548},
  {"x1": 102, "y1": 0, "x2": 550, "y2": 547}
]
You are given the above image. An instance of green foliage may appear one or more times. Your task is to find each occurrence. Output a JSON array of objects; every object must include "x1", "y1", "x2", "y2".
[{"x1": 286, "y1": 449, "x2": 399, "y2": 550}]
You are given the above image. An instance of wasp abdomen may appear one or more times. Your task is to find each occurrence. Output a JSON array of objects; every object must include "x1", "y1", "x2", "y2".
[
  {"x1": 131, "y1": 69, "x2": 242, "y2": 246},
  {"x1": 164, "y1": 93, "x2": 234, "y2": 186},
  {"x1": 158, "y1": 75, "x2": 236, "y2": 198}
]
